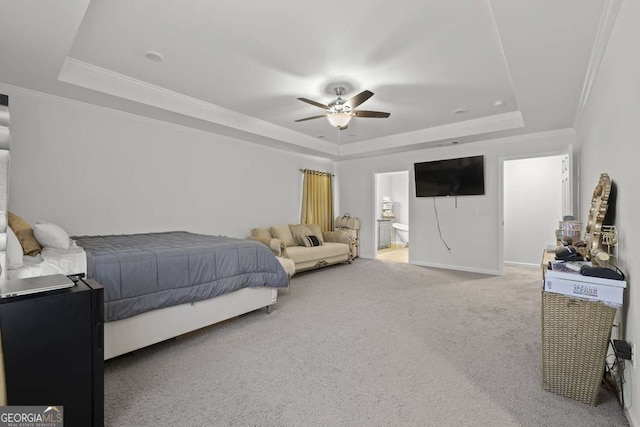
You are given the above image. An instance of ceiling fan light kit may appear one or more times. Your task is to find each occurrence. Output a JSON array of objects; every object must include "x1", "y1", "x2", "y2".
[
  {"x1": 295, "y1": 86, "x2": 390, "y2": 130},
  {"x1": 327, "y1": 112, "x2": 352, "y2": 128}
]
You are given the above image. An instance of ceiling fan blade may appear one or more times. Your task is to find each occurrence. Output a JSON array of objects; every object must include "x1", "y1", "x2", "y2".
[
  {"x1": 297, "y1": 98, "x2": 329, "y2": 110},
  {"x1": 294, "y1": 115, "x2": 327, "y2": 122},
  {"x1": 345, "y1": 90, "x2": 374, "y2": 109},
  {"x1": 353, "y1": 110, "x2": 391, "y2": 118}
]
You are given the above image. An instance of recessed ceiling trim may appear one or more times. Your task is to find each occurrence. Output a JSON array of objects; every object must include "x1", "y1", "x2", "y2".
[
  {"x1": 573, "y1": 0, "x2": 621, "y2": 129},
  {"x1": 58, "y1": 57, "x2": 340, "y2": 156},
  {"x1": 338, "y1": 111, "x2": 524, "y2": 157}
]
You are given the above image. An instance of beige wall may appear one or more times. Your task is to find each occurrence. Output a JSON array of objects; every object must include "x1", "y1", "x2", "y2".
[{"x1": 576, "y1": 0, "x2": 640, "y2": 422}]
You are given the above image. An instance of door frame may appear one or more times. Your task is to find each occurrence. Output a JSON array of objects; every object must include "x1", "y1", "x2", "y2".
[
  {"x1": 373, "y1": 170, "x2": 410, "y2": 260},
  {"x1": 498, "y1": 146, "x2": 576, "y2": 275}
]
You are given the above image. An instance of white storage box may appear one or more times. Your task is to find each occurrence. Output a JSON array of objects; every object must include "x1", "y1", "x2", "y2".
[{"x1": 544, "y1": 270, "x2": 626, "y2": 306}]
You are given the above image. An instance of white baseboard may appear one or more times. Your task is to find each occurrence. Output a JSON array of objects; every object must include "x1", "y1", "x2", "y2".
[
  {"x1": 504, "y1": 261, "x2": 539, "y2": 268},
  {"x1": 409, "y1": 260, "x2": 500, "y2": 276},
  {"x1": 626, "y1": 408, "x2": 638, "y2": 427}
]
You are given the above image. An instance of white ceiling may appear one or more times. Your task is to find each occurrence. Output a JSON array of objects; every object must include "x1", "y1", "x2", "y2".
[{"x1": 0, "y1": 0, "x2": 605, "y2": 159}]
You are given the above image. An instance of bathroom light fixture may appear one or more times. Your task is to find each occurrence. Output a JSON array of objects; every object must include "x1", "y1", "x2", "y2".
[{"x1": 326, "y1": 112, "x2": 353, "y2": 129}]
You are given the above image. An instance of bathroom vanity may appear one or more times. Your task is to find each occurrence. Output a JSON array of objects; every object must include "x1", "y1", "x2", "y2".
[{"x1": 377, "y1": 219, "x2": 392, "y2": 249}]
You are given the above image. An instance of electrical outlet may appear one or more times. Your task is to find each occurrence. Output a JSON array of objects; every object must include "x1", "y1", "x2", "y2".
[{"x1": 475, "y1": 208, "x2": 487, "y2": 215}]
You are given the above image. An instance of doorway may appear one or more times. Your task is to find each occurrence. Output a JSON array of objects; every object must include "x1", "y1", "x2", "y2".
[
  {"x1": 502, "y1": 155, "x2": 564, "y2": 266},
  {"x1": 374, "y1": 171, "x2": 409, "y2": 263}
]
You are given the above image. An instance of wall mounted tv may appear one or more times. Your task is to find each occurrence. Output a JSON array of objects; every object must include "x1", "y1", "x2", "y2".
[{"x1": 414, "y1": 155, "x2": 485, "y2": 197}]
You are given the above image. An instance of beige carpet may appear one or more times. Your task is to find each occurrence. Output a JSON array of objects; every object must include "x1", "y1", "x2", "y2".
[{"x1": 105, "y1": 260, "x2": 628, "y2": 426}]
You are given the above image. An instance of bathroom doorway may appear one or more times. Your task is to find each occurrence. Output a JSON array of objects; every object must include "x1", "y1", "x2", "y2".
[{"x1": 374, "y1": 171, "x2": 410, "y2": 263}]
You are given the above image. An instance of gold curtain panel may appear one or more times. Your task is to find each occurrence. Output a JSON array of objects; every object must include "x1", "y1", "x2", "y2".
[{"x1": 300, "y1": 170, "x2": 334, "y2": 231}]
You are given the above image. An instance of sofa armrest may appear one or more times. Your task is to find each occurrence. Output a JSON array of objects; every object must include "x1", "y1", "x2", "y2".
[
  {"x1": 322, "y1": 231, "x2": 357, "y2": 261},
  {"x1": 247, "y1": 237, "x2": 286, "y2": 257}
]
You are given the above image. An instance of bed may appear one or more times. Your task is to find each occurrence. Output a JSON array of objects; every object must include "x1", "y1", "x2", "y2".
[{"x1": 9, "y1": 231, "x2": 289, "y2": 359}]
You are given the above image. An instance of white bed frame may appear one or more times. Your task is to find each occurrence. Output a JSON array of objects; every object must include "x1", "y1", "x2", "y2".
[{"x1": 104, "y1": 287, "x2": 278, "y2": 359}]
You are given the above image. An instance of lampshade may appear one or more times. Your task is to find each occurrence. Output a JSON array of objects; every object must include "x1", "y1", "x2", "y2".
[{"x1": 326, "y1": 112, "x2": 352, "y2": 128}]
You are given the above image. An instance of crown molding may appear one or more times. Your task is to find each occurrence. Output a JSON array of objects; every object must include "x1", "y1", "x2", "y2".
[
  {"x1": 0, "y1": 81, "x2": 336, "y2": 162},
  {"x1": 58, "y1": 57, "x2": 340, "y2": 157},
  {"x1": 58, "y1": 58, "x2": 531, "y2": 159},
  {"x1": 574, "y1": 0, "x2": 622, "y2": 129},
  {"x1": 338, "y1": 110, "x2": 524, "y2": 157}
]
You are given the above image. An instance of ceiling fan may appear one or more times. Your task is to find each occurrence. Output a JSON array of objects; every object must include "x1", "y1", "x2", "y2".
[{"x1": 295, "y1": 87, "x2": 390, "y2": 130}]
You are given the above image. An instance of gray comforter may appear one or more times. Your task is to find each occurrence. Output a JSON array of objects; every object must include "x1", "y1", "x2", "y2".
[{"x1": 73, "y1": 232, "x2": 288, "y2": 321}]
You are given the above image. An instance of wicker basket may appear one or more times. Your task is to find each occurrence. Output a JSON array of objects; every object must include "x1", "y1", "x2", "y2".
[{"x1": 542, "y1": 291, "x2": 616, "y2": 405}]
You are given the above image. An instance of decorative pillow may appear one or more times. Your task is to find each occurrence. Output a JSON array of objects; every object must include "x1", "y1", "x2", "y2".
[
  {"x1": 6, "y1": 227, "x2": 24, "y2": 270},
  {"x1": 306, "y1": 224, "x2": 325, "y2": 243},
  {"x1": 251, "y1": 227, "x2": 272, "y2": 240},
  {"x1": 8, "y1": 212, "x2": 42, "y2": 256},
  {"x1": 270, "y1": 225, "x2": 296, "y2": 247},
  {"x1": 302, "y1": 235, "x2": 323, "y2": 247},
  {"x1": 288, "y1": 224, "x2": 313, "y2": 246},
  {"x1": 33, "y1": 222, "x2": 70, "y2": 249}
]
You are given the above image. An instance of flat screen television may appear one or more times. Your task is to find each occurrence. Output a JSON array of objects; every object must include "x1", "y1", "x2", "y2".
[{"x1": 414, "y1": 155, "x2": 485, "y2": 197}]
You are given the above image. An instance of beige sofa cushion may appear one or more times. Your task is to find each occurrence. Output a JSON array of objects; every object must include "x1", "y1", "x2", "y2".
[
  {"x1": 270, "y1": 225, "x2": 296, "y2": 247},
  {"x1": 286, "y1": 242, "x2": 348, "y2": 264},
  {"x1": 288, "y1": 224, "x2": 312, "y2": 246},
  {"x1": 251, "y1": 227, "x2": 272, "y2": 240}
]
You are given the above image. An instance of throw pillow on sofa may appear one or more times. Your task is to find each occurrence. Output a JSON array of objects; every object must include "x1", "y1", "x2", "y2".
[
  {"x1": 306, "y1": 224, "x2": 325, "y2": 243},
  {"x1": 302, "y1": 234, "x2": 323, "y2": 247},
  {"x1": 288, "y1": 224, "x2": 312, "y2": 246},
  {"x1": 270, "y1": 225, "x2": 296, "y2": 247}
]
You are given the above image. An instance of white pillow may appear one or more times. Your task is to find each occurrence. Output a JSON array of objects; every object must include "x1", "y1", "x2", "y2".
[
  {"x1": 7, "y1": 227, "x2": 24, "y2": 270},
  {"x1": 33, "y1": 222, "x2": 70, "y2": 249}
]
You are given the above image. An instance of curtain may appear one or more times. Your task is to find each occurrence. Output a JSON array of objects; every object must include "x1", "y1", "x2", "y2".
[{"x1": 301, "y1": 170, "x2": 334, "y2": 231}]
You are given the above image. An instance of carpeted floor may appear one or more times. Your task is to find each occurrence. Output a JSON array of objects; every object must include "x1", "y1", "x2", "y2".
[{"x1": 105, "y1": 259, "x2": 628, "y2": 427}]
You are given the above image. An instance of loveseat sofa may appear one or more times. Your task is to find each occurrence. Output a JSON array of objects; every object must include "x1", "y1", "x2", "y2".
[{"x1": 249, "y1": 223, "x2": 356, "y2": 273}]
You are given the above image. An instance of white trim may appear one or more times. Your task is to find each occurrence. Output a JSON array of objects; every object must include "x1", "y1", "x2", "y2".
[
  {"x1": 409, "y1": 259, "x2": 500, "y2": 276},
  {"x1": 57, "y1": 58, "x2": 529, "y2": 159},
  {"x1": 626, "y1": 408, "x2": 638, "y2": 427},
  {"x1": 504, "y1": 261, "x2": 539, "y2": 268},
  {"x1": 339, "y1": 111, "x2": 524, "y2": 157},
  {"x1": 0, "y1": 81, "x2": 333, "y2": 163},
  {"x1": 334, "y1": 129, "x2": 575, "y2": 163},
  {"x1": 104, "y1": 287, "x2": 277, "y2": 359},
  {"x1": 574, "y1": 0, "x2": 622, "y2": 129},
  {"x1": 58, "y1": 57, "x2": 340, "y2": 157}
]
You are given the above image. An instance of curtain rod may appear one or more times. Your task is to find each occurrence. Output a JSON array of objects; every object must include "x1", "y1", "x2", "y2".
[{"x1": 299, "y1": 168, "x2": 335, "y2": 177}]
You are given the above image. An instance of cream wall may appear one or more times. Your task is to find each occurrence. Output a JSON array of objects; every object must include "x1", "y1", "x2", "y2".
[
  {"x1": 4, "y1": 85, "x2": 333, "y2": 238},
  {"x1": 336, "y1": 130, "x2": 574, "y2": 274},
  {"x1": 503, "y1": 156, "x2": 563, "y2": 265},
  {"x1": 576, "y1": 0, "x2": 640, "y2": 422}
]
